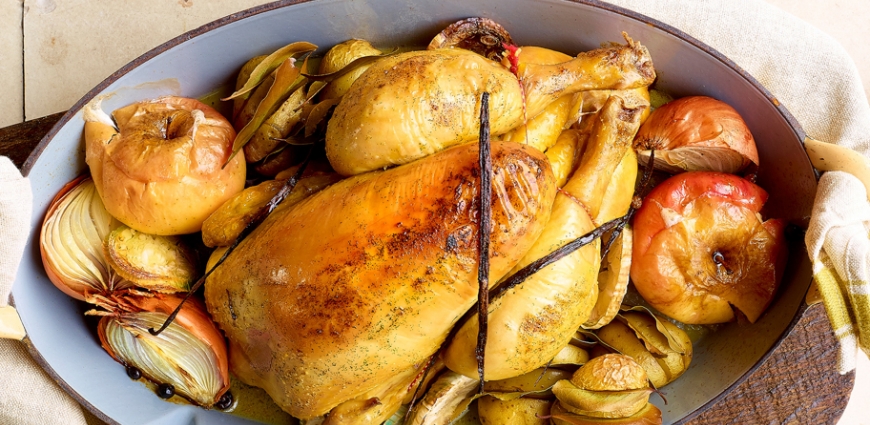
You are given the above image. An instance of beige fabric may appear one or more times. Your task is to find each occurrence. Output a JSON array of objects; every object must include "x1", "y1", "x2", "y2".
[
  {"x1": 1, "y1": 0, "x2": 869, "y2": 422},
  {"x1": 0, "y1": 157, "x2": 30, "y2": 307},
  {"x1": 0, "y1": 157, "x2": 88, "y2": 425},
  {"x1": 806, "y1": 172, "x2": 870, "y2": 373}
]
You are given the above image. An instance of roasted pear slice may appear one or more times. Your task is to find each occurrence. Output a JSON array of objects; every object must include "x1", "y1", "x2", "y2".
[
  {"x1": 552, "y1": 382, "x2": 652, "y2": 419},
  {"x1": 104, "y1": 225, "x2": 197, "y2": 293},
  {"x1": 478, "y1": 396, "x2": 551, "y2": 425}
]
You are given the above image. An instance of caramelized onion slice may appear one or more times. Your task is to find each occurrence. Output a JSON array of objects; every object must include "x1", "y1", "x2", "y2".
[
  {"x1": 428, "y1": 17, "x2": 513, "y2": 61},
  {"x1": 582, "y1": 227, "x2": 632, "y2": 330},
  {"x1": 40, "y1": 176, "x2": 132, "y2": 301}
]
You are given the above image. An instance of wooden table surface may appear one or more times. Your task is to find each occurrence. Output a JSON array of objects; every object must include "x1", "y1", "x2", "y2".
[{"x1": 0, "y1": 113, "x2": 855, "y2": 424}]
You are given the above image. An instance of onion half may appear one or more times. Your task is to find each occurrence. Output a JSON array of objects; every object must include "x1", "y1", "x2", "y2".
[
  {"x1": 95, "y1": 293, "x2": 230, "y2": 407},
  {"x1": 40, "y1": 176, "x2": 132, "y2": 301},
  {"x1": 633, "y1": 96, "x2": 759, "y2": 174}
]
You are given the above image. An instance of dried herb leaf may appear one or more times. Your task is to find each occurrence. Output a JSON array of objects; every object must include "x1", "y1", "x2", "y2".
[
  {"x1": 304, "y1": 98, "x2": 341, "y2": 137},
  {"x1": 229, "y1": 57, "x2": 308, "y2": 163},
  {"x1": 224, "y1": 41, "x2": 316, "y2": 101},
  {"x1": 302, "y1": 50, "x2": 395, "y2": 82}
]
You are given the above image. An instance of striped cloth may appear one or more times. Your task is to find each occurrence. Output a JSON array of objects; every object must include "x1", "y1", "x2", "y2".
[{"x1": 806, "y1": 171, "x2": 870, "y2": 373}]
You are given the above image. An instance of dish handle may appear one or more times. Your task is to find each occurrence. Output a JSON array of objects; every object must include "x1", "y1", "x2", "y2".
[{"x1": 0, "y1": 305, "x2": 25, "y2": 340}]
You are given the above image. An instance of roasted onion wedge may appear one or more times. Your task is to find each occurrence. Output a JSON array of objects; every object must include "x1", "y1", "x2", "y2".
[
  {"x1": 94, "y1": 293, "x2": 230, "y2": 407},
  {"x1": 40, "y1": 175, "x2": 132, "y2": 301},
  {"x1": 582, "y1": 227, "x2": 633, "y2": 330},
  {"x1": 428, "y1": 17, "x2": 513, "y2": 61}
]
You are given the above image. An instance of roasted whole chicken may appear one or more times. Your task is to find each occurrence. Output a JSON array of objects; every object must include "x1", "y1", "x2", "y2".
[{"x1": 203, "y1": 26, "x2": 655, "y2": 423}]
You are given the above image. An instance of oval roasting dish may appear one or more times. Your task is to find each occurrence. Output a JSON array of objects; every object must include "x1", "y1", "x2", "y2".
[{"x1": 13, "y1": 0, "x2": 817, "y2": 424}]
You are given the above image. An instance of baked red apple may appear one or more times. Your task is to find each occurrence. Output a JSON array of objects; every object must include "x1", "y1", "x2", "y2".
[{"x1": 630, "y1": 171, "x2": 787, "y2": 324}]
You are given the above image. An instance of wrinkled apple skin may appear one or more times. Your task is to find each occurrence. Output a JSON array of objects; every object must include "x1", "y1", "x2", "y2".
[{"x1": 630, "y1": 171, "x2": 787, "y2": 325}]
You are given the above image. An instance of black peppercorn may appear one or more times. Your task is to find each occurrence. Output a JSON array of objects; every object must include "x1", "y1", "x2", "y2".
[
  {"x1": 156, "y1": 383, "x2": 175, "y2": 399},
  {"x1": 215, "y1": 392, "x2": 234, "y2": 410},
  {"x1": 125, "y1": 366, "x2": 142, "y2": 380}
]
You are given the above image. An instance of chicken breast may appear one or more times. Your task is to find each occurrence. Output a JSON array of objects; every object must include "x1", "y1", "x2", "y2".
[{"x1": 204, "y1": 140, "x2": 556, "y2": 419}]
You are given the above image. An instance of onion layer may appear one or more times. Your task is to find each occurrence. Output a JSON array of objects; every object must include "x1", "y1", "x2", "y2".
[{"x1": 40, "y1": 176, "x2": 132, "y2": 301}]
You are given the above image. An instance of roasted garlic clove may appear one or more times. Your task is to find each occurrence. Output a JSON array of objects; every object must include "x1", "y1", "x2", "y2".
[
  {"x1": 318, "y1": 39, "x2": 384, "y2": 101},
  {"x1": 596, "y1": 310, "x2": 693, "y2": 388},
  {"x1": 478, "y1": 396, "x2": 551, "y2": 425},
  {"x1": 550, "y1": 354, "x2": 658, "y2": 423},
  {"x1": 95, "y1": 293, "x2": 230, "y2": 407},
  {"x1": 40, "y1": 176, "x2": 132, "y2": 301},
  {"x1": 105, "y1": 224, "x2": 197, "y2": 293}
]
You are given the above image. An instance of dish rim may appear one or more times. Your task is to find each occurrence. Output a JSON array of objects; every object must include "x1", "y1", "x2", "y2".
[{"x1": 13, "y1": 0, "x2": 812, "y2": 424}]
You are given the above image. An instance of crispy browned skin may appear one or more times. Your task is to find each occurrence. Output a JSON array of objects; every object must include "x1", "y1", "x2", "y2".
[
  {"x1": 204, "y1": 141, "x2": 556, "y2": 419},
  {"x1": 443, "y1": 96, "x2": 645, "y2": 381}
]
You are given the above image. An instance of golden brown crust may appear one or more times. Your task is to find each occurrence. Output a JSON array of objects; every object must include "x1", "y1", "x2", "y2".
[{"x1": 205, "y1": 141, "x2": 556, "y2": 418}]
